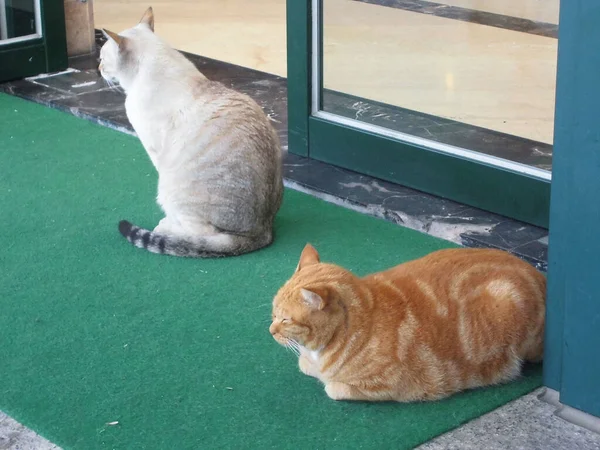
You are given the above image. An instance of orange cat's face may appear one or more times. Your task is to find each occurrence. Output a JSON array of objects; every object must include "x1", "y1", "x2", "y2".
[{"x1": 270, "y1": 244, "x2": 349, "y2": 352}]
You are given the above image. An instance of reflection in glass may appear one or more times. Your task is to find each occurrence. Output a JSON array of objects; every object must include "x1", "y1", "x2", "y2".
[
  {"x1": 320, "y1": 0, "x2": 558, "y2": 173},
  {"x1": 0, "y1": 0, "x2": 39, "y2": 42}
]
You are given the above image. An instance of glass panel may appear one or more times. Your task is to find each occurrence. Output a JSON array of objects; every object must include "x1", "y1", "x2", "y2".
[
  {"x1": 0, "y1": 0, "x2": 40, "y2": 44},
  {"x1": 320, "y1": 0, "x2": 558, "y2": 174},
  {"x1": 93, "y1": 2, "x2": 286, "y2": 77}
]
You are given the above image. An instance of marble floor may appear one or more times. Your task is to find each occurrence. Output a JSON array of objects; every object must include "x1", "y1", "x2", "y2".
[{"x1": 94, "y1": 0, "x2": 558, "y2": 153}]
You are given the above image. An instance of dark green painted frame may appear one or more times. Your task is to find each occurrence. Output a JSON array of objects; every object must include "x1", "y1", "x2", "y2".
[
  {"x1": 0, "y1": 0, "x2": 67, "y2": 82},
  {"x1": 545, "y1": 0, "x2": 600, "y2": 418},
  {"x1": 286, "y1": 0, "x2": 311, "y2": 156},
  {"x1": 286, "y1": 0, "x2": 551, "y2": 228}
]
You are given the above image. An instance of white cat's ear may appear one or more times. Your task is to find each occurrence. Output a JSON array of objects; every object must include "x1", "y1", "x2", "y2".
[
  {"x1": 295, "y1": 243, "x2": 320, "y2": 273},
  {"x1": 301, "y1": 288, "x2": 327, "y2": 310},
  {"x1": 102, "y1": 29, "x2": 126, "y2": 49},
  {"x1": 139, "y1": 6, "x2": 155, "y2": 32}
]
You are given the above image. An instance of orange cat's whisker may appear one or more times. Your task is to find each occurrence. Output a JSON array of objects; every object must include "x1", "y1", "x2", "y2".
[{"x1": 286, "y1": 340, "x2": 301, "y2": 356}]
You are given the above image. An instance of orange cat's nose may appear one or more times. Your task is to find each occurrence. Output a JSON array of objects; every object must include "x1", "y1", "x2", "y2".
[{"x1": 269, "y1": 323, "x2": 277, "y2": 335}]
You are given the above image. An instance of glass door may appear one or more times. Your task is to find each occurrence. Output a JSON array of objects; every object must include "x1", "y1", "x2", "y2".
[
  {"x1": 0, "y1": 0, "x2": 67, "y2": 82},
  {"x1": 287, "y1": 0, "x2": 555, "y2": 227}
]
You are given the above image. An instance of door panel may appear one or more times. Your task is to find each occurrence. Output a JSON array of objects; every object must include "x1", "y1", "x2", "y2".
[
  {"x1": 0, "y1": 0, "x2": 67, "y2": 82},
  {"x1": 286, "y1": 0, "x2": 552, "y2": 227},
  {"x1": 546, "y1": 0, "x2": 600, "y2": 419}
]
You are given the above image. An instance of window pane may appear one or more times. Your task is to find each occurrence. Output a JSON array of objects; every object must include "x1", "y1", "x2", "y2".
[{"x1": 321, "y1": 0, "x2": 558, "y2": 173}]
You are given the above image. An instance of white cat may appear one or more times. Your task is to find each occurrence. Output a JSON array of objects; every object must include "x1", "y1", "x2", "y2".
[{"x1": 99, "y1": 8, "x2": 283, "y2": 257}]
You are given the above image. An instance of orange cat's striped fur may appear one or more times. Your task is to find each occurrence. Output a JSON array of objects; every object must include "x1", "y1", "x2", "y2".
[{"x1": 270, "y1": 244, "x2": 546, "y2": 402}]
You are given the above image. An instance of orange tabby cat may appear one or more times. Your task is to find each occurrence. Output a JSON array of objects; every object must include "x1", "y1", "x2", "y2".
[{"x1": 270, "y1": 244, "x2": 546, "y2": 402}]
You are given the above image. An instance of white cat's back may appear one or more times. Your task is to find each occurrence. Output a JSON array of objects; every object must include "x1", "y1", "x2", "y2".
[{"x1": 103, "y1": 11, "x2": 283, "y2": 257}]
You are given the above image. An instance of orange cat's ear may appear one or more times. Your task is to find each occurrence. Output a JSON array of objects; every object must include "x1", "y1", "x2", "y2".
[
  {"x1": 102, "y1": 29, "x2": 127, "y2": 50},
  {"x1": 139, "y1": 7, "x2": 155, "y2": 32},
  {"x1": 295, "y1": 243, "x2": 320, "y2": 273},
  {"x1": 301, "y1": 288, "x2": 328, "y2": 310}
]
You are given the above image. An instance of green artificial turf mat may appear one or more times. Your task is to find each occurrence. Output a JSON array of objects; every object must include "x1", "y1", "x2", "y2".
[{"x1": 0, "y1": 93, "x2": 542, "y2": 449}]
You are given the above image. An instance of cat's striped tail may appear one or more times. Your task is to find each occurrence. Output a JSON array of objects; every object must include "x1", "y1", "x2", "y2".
[{"x1": 118, "y1": 220, "x2": 272, "y2": 257}]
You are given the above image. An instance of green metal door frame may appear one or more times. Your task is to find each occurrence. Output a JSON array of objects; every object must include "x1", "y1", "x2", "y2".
[
  {"x1": 287, "y1": 0, "x2": 311, "y2": 157},
  {"x1": 0, "y1": 0, "x2": 67, "y2": 82},
  {"x1": 545, "y1": 0, "x2": 600, "y2": 420},
  {"x1": 286, "y1": 0, "x2": 551, "y2": 228}
]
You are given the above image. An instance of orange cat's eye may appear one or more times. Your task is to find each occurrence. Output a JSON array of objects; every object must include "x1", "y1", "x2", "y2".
[{"x1": 281, "y1": 318, "x2": 291, "y2": 324}]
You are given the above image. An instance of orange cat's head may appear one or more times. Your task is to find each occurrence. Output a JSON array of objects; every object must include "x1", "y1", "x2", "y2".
[{"x1": 270, "y1": 244, "x2": 355, "y2": 352}]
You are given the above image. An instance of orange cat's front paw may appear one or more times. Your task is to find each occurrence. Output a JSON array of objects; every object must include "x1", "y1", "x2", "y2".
[
  {"x1": 299, "y1": 354, "x2": 318, "y2": 378},
  {"x1": 325, "y1": 382, "x2": 360, "y2": 401}
]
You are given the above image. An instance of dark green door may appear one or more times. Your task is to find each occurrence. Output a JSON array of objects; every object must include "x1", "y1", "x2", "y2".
[
  {"x1": 0, "y1": 0, "x2": 67, "y2": 82},
  {"x1": 545, "y1": 0, "x2": 600, "y2": 423},
  {"x1": 286, "y1": 0, "x2": 552, "y2": 228}
]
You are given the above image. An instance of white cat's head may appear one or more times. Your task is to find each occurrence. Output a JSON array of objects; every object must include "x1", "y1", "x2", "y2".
[{"x1": 98, "y1": 7, "x2": 155, "y2": 90}]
